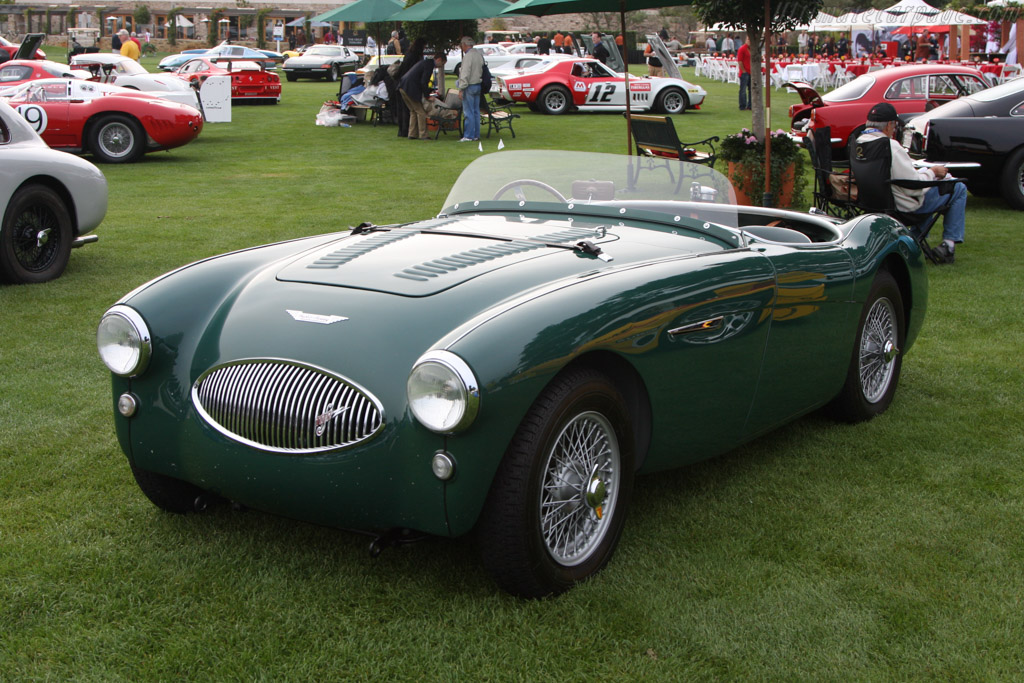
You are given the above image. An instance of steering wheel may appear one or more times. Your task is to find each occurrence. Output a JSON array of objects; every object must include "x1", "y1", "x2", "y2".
[{"x1": 492, "y1": 179, "x2": 568, "y2": 203}]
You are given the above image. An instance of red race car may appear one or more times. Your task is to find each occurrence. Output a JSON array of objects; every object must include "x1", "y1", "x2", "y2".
[
  {"x1": 1, "y1": 78, "x2": 203, "y2": 163},
  {"x1": 175, "y1": 57, "x2": 281, "y2": 103},
  {"x1": 495, "y1": 57, "x2": 706, "y2": 115},
  {"x1": 0, "y1": 34, "x2": 47, "y2": 61},
  {"x1": 0, "y1": 59, "x2": 86, "y2": 87},
  {"x1": 787, "y1": 63, "x2": 989, "y2": 152}
]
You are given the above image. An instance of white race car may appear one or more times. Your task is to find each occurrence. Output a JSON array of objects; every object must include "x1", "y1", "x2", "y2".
[
  {"x1": 70, "y1": 53, "x2": 201, "y2": 109},
  {"x1": 0, "y1": 100, "x2": 105, "y2": 283},
  {"x1": 489, "y1": 54, "x2": 575, "y2": 94},
  {"x1": 496, "y1": 57, "x2": 707, "y2": 115}
]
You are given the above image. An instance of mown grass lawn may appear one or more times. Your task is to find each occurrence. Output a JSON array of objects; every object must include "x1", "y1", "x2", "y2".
[{"x1": 1, "y1": 58, "x2": 1022, "y2": 680}]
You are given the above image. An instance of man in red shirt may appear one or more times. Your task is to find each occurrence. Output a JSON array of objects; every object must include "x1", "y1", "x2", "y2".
[{"x1": 737, "y1": 36, "x2": 751, "y2": 110}]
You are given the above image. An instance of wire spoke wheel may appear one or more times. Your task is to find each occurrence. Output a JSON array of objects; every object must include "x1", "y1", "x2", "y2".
[
  {"x1": 11, "y1": 203, "x2": 61, "y2": 274},
  {"x1": 1, "y1": 185, "x2": 72, "y2": 284},
  {"x1": 90, "y1": 115, "x2": 144, "y2": 163},
  {"x1": 859, "y1": 297, "x2": 898, "y2": 404},
  {"x1": 827, "y1": 270, "x2": 905, "y2": 422},
  {"x1": 98, "y1": 121, "x2": 135, "y2": 158},
  {"x1": 478, "y1": 368, "x2": 634, "y2": 597},
  {"x1": 539, "y1": 411, "x2": 620, "y2": 566}
]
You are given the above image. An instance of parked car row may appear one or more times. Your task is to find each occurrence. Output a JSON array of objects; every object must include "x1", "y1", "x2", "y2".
[{"x1": 787, "y1": 63, "x2": 1024, "y2": 210}]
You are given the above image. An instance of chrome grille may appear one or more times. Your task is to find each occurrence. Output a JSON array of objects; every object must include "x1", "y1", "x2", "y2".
[{"x1": 192, "y1": 359, "x2": 384, "y2": 454}]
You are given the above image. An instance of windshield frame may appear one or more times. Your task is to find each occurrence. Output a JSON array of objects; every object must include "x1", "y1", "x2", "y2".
[{"x1": 439, "y1": 150, "x2": 744, "y2": 250}]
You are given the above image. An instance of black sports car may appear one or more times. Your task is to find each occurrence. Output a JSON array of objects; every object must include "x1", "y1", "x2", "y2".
[{"x1": 902, "y1": 77, "x2": 1024, "y2": 209}]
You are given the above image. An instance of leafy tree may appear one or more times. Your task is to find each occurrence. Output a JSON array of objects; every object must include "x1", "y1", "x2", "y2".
[
  {"x1": 209, "y1": 8, "x2": 225, "y2": 47},
  {"x1": 584, "y1": 11, "x2": 644, "y2": 34},
  {"x1": 134, "y1": 5, "x2": 151, "y2": 27},
  {"x1": 255, "y1": 8, "x2": 273, "y2": 49},
  {"x1": 167, "y1": 7, "x2": 182, "y2": 46},
  {"x1": 692, "y1": 0, "x2": 822, "y2": 141},
  {"x1": 656, "y1": 7, "x2": 699, "y2": 37}
]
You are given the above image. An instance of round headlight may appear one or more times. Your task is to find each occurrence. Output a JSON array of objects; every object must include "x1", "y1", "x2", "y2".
[
  {"x1": 97, "y1": 305, "x2": 152, "y2": 377},
  {"x1": 407, "y1": 350, "x2": 479, "y2": 433}
]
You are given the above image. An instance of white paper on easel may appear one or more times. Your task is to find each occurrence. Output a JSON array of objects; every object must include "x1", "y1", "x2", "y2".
[{"x1": 200, "y1": 75, "x2": 232, "y2": 123}]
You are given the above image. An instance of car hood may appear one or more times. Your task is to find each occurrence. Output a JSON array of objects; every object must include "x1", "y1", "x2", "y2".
[
  {"x1": 905, "y1": 98, "x2": 977, "y2": 130},
  {"x1": 275, "y1": 213, "x2": 717, "y2": 297},
  {"x1": 285, "y1": 54, "x2": 347, "y2": 66},
  {"x1": 153, "y1": 213, "x2": 721, "y2": 389}
]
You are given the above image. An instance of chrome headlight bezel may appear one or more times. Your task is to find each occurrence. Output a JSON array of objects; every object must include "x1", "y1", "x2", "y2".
[
  {"x1": 407, "y1": 350, "x2": 480, "y2": 434},
  {"x1": 97, "y1": 305, "x2": 152, "y2": 377}
]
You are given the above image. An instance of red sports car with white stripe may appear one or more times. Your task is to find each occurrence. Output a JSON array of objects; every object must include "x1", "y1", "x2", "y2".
[
  {"x1": 496, "y1": 57, "x2": 706, "y2": 115},
  {"x1": 1, "y1": 78, "x2": 203, "y2": 163}
]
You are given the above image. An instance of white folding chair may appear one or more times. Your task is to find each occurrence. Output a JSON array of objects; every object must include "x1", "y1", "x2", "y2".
[
  {"x1": 726, "y1": 61, "x2": 739, "y2": 84},
  {"x1": 831, "y1": 64, "x2": 853, "y2": 89},
  {"x1": 784, "y1": 63, "x2": 804, "y2": 83},
  {"x1": 706, "y1": 58, "x2": 724, "y2": 82},
  {"x1": 694, "y1": 54, "x2": 706, "y2": 78},
  {"x1": 770, "y1": 64, "x2": 787, "y2": 90}
]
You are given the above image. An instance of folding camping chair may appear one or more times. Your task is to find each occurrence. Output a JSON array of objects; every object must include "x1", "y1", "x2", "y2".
[
  {"x1": 427, "y1": 89, "x2": 463, "y2": 139},
  {"x1": 627, "y1": 113, "x2": 719, "y2": 194},
  {"x1": 848, "y1": 134, "x2": 966, "y2": 264},
  {"x1": 806, "y1": 126, "x2": 859, "y2": 219}
]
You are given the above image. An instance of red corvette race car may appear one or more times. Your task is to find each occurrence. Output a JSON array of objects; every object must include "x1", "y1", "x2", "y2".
[
  {"x1": 495, "y1": 57, "x2": 706, "y2": 115},
  {"x1": 1, "y1": 78, "x2": 203, "y2": 163},
  {"x1": 787, "y1": 63, "x2": 988, "y2": 152},
  {"x1": 175, "y1": 57, "x2": 281, "y2": 103},
  {"x1": 0, "y1": 59, "x2": 85, "y2": 87}
]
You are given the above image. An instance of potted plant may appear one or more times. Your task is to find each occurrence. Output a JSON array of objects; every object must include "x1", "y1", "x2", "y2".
[{"x1": 719, "y1": 128, "x2": 807, "y2": 207}]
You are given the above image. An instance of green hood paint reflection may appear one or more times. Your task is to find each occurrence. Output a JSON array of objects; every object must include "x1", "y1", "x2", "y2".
[{"x1": 274, "y1": 214, "x2": 719, "y2": 297}]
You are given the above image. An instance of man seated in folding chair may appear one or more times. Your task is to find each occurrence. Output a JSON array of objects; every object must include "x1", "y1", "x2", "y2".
[{"x1": 853, "y1": 103, "x2": 967, "y2": 264}]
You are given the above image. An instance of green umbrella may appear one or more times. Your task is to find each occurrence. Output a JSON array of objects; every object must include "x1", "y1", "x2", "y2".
[
  {"x1": 392, "y1": 0, "x2": 520, "y2": 22},
  {"x1": 312, "y1": 0, "x2": 405, "y2": 24}
]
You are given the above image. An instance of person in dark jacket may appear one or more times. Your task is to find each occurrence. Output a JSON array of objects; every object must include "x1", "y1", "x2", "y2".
[
  {"x1": 393, "y1": 38, "x2": 425, "y2": 138},
  {"x1": 399, "y1": 54, "x2": 446, "y2": 140},
  {"x1": 537, "y1": 33, "x2": 552, "y2": 55},
  {"x1": 591, "y1": 32, "x2": 610, "y2": 64}
]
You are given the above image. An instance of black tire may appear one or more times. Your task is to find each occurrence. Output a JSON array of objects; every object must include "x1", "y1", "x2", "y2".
[
  {"x1": 827, "y1": 270, "x2": 905, "y2": 423},
  {"x1": 999, "y1": 147, "x2": 1024, "y2": 211},
  {"x1": 327, "y1": 65, "x2": 338, "y2": 82},
  {"x1": 967, "y1": 181, "x2": 999, "y2": 198},
  {"x1": 478, "y1": 367, "x2": 635, "y2": 598},
  {"x1": 538, "y1": 84, "x2": 571, "y2": 115},
  {"x1": 655, "y1": 87, "x2": 688, "y2": 115},
  {"x1": 526, "y1": 101, "x2": 540, "y2": 113},
  {"x1": 89, "y1": 114, "x2": 145, "y2": 164},
  {"x1": 130, "y1": 462, "x2": 209, "y2": 514},
  {"x1": 285, "y1": 72, "x2": 298, "y2": 82},
  {"x1": 0, "y1": 184, "x2": 73, "y2": 284}
]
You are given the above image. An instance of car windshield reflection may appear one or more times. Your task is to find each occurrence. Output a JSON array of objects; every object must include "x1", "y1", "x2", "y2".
[{"x1": 441, "y1": 150, "x2": 740, "y2": 229}]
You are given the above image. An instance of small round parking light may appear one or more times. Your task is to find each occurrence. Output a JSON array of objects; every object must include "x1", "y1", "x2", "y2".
[
  {"x1": 431, "y1": 451, "x2": 455, "y2": 481},
  {"x1": 117, "y1": 393, "x2": 139, "y2": 417}
]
